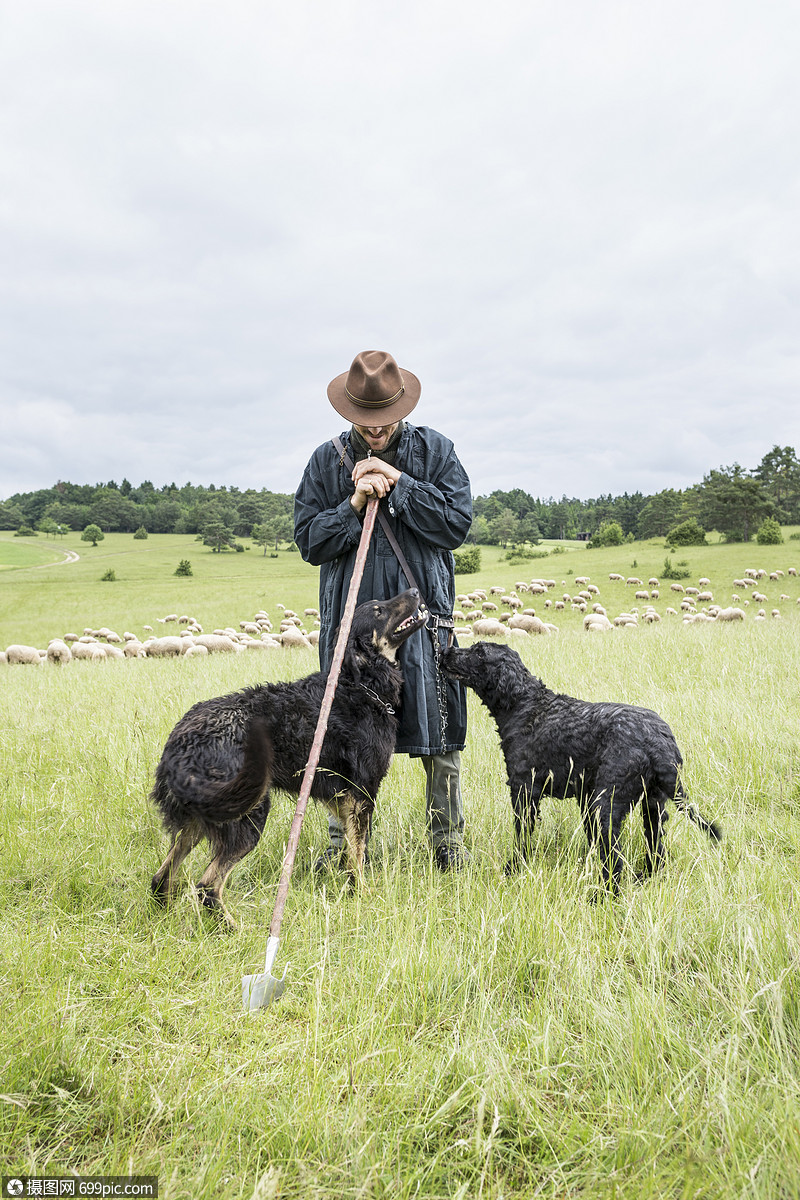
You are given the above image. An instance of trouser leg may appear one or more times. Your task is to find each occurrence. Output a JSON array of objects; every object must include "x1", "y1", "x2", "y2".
[
  {"x1": 327, "y1": 812, "x2": 345, "y2": 848},
  {"x1": 421, "y1": 750, "x2": 465, "y2": 849}
]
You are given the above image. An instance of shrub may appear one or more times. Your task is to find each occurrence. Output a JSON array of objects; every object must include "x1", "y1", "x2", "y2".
[
  {"x1": 550, "y1": 544, "x2": 566, "y2": 555},
  {"x1": 756, "y1": 516, "x2": 783, "y2": 545},
  {"x1": 133, "y1": 526, "x2": 148, "y2": 539},
  {"x1": 174, "y1": 560, "x2": 193, "y2": 577},
  {"x1": 101, "y1": 568, "x2": 116, "y2": 581},
  {"x1": 789, "y1": 531, "x2": 800, "y2": 541},
  {"x1": 664, "y1": 518, "x2": 706, "y2": 546},
  {"x1": 588, "y1": 521, "x2": 624, "y2": 548},
  {"x1": 453, "y1": 546, "x2": 481, "y2": 574},
  {"x1": 14, "y1": 525, "x2": 38, "y2": 537},
  {"x1": 661, "y1": 556, "x2": 691, "y2": 581},
  {"x1": 504, "y1": 545, "x2": 550, "y2": 562}
]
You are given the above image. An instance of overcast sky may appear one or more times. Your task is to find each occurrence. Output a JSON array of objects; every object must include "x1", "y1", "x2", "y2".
[{"x1": 2, "y1": 1, "x2": 798, "y2": 503}]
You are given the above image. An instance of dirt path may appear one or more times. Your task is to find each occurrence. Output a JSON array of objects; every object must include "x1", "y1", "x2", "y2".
[{"x1": 33, "y1": 546, "x2": 81, "y2": 567}]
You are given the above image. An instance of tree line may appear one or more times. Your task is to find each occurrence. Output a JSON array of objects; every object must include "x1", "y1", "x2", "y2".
[{"x1": 1, "y1": 445, "x2": 799, "y2": 547}]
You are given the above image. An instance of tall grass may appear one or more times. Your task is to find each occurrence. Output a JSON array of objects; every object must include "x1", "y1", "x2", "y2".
[{"x1": 2, "y1": 616, "x2": 800, "y2": 1198}]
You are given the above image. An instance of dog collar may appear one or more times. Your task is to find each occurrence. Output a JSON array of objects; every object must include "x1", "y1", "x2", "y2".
[{"x1": 358, "y1": 683, "x2": 395, "y2": 716}]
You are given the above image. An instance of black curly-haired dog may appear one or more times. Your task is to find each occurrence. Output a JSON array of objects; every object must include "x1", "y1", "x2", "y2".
[
  {"x1": 150, "y1": 589, "x2": 427, "y2": 927},
  {"x1": 444, "y1": 641, "x2": 721, "y2": 891}
]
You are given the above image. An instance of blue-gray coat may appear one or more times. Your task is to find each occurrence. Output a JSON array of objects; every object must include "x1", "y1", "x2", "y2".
[{"x1": 294, "y1": 424, "x2": 472, "y2": 756}]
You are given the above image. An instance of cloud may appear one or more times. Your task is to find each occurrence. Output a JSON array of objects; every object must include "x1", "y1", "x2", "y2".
[{"x1": 1, "y1": 0, "x2": 799, "y2": 501}]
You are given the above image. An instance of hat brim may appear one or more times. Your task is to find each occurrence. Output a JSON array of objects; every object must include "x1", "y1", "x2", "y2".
[{"x1": 327, "y1": 368, "x2": 421, "y2": 424}]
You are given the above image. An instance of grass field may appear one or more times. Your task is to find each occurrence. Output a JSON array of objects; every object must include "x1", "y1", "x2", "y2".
[
  {"x1": 2, "y1": 531, "x2": 800, "y2": 1197},
  {"x1": 1, "y1": 527, "x2": 799, "y2": 648}
]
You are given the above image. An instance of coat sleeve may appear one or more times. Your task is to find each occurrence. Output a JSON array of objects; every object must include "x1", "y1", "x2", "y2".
[
  {"x1": 388, "y1": 442, "x2": 472, "y2": 551},
  {"x1": 294, "y1": 447, "x2": 364, "y2": 566}
]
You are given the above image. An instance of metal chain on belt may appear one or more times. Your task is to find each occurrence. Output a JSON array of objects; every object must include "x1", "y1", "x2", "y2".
[{"x1": 429, "y1": 613, "x2": 449, "y2": 753}]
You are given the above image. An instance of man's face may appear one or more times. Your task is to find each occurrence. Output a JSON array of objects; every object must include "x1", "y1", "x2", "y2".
[{"x1": 353, "y1": 422, "x2": 399, "y2": 453}]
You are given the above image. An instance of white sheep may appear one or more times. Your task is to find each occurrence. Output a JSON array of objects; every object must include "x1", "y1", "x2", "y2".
[
  {"x1": 184, "y1": 643, "x2": 209, "y2": 657},
  {"x1": 46, "y1": 639, "x2": 72, "y2": 665},
  {"x1": 471, "y1": 618, "x2": 508, "y2": 638},
  {"x1": 583, "y1": 613, "x2": 613, "y2": 633},
  {"x1": 144, "y1": 636, "x2": 184, "y2": 658},
  {"x1": 280, "y1": 627, "x2": 312, "y2": 648},
  {"x1": 6, "y1": 644, "x2": 43, "y2": 665},
  {"x1": 670, "y1": 583, "x2": 685, "y2": 593},
  {"x1": 507, "y1": 613, "x2": 549, "y2": 635},
  {"x1": 72, "y1": 642, "x2": 106, "y2": 661},
  {"x1": 716, "y1": 607, "x2": 745, "y2": 622}
]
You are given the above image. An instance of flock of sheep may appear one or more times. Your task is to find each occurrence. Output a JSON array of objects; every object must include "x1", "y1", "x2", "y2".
[
  {"x1": 0, "y1": 605, "x2": 321, "y2": 666},
  {"x1": 451, "y1": 564, "x2": 800, "y2": 640},
  {"x1": 2, "y1": 566, "x2": 798, "y2": 667}
]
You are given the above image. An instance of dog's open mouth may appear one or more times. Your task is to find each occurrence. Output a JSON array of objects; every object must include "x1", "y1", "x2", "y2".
[{"x1": 392, "y1": 604, "x2": 428, "y2": 643}]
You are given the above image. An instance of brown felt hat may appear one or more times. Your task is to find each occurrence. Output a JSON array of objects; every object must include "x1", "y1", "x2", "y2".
[{"x1": 327, "y1": 350, "x2": 421, "y2": 424}]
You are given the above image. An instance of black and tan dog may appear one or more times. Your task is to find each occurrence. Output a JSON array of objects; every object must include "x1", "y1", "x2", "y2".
[
  {"x1": 151, "y1": 589, "x2": 427, "y2": 927},
  {"x1": 444, "y1": 641, "x2": 721, "y2": 892}
]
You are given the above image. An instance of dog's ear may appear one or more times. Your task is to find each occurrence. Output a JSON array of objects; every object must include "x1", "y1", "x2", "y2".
[{"x1": 345, "y1": 630, "x2": 372, "y2": 679}]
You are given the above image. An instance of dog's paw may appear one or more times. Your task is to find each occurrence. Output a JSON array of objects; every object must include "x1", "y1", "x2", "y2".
[
  {"x1": 503, "y1": 857, "x2": 522, "y2": 876},
  {"x1": 194, "y1": 884, "x2": 238, "y2": 931}
]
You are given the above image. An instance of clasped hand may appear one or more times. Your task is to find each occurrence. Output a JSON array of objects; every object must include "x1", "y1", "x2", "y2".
[{"x1": 349, "y1": 457, "x2": 402, "y2": 512}]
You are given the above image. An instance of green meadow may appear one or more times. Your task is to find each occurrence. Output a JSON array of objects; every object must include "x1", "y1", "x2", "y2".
[{"x1": 2, "y1": 530, "x2": 800, "y2": 1198}]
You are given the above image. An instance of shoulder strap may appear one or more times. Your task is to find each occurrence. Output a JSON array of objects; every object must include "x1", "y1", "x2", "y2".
[{"x1": 331, "y1": 435, "x2": 422, "y2": 597}]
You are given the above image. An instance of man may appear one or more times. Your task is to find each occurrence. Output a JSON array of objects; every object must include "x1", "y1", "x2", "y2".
[{"x1": 294, "y1": 349, "x2": 473, "y2": 870}]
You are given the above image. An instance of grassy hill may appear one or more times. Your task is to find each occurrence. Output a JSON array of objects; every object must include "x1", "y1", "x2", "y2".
[{"x1": 1, "y1": 529, "x2": 799, "y2": 649}]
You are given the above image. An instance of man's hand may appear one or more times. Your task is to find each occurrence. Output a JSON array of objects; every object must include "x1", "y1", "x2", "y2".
[{"x1": 349, "y1": 458, "x2": 402, "y2": 512}]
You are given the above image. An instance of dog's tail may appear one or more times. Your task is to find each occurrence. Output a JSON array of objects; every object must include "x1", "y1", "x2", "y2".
[
  {"x1": 174, "y1": 717, "x2": 274, "y2": 823},
  {"x1": 673, "y1": 779, "x2": 722, "y2": 842}
]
